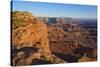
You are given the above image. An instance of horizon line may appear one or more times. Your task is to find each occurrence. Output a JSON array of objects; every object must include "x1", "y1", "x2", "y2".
[{"x1": 12, "y1": 10, "x2": 97, "y2": 20}]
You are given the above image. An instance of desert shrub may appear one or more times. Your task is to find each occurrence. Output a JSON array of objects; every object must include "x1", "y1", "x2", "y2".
[
  {"x1": 12, "y1": 18, "x2": 23, "y2": 29},
  {"x1": 12, "y1": 11, "x2": 25, "y2": 29},
  {"x1": 46, "y1": 55, "x2": 53, "y2": 62},
  {"x1": 12, "y1": 11, "x2": 38, "y2": 29}
]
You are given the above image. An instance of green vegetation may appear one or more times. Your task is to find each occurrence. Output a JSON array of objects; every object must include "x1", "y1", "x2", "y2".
[
  {"x1": 12, "y1": 11, "x2": 24, "y2": 29},
  {"x1": 12, "y1": 11, "x2": 38, "y2": 29},
  {"x1": 46, "y1": 55, "x2": 53, "y2": 62},
  {"x1": 12, "y1": 11, "x2": 29, "y2": 29},
  {"x1": 12, "y1": 18, "x2": 23, "y2": 29}
]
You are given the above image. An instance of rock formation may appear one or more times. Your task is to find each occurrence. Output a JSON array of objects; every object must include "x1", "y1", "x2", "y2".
[
  {"x1": 12, "y1": 11, "x2": 52, "y2": 66},
  {"x1": 11, "y1": 11, "x2": 97, "y2": 66},
  {"x1": 12, "y1": 11, "x2": 67, "y2": 66}
]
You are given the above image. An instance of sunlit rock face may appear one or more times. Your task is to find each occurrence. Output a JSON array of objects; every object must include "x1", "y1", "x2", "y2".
[{"x1": 12, "y1": 11, "x2": 52, "y2": 66}]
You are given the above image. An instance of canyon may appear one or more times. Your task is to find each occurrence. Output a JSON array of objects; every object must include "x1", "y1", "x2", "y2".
[{"x1": 11, "y1": 11, "x2": 97, "y2": 66}]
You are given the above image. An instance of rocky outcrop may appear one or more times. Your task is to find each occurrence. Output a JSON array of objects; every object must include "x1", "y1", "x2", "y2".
[
  {"x1": 12, "y1": 11, "x2": 52, "y2": 66},
  {"x1": 48, "y1": 27, "x2": 66, "y2": 41}
]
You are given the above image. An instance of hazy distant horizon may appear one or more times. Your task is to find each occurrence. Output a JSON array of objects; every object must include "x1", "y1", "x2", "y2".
[{"x1": 12, "y1": 1, "x2": 97, "y2": 19}]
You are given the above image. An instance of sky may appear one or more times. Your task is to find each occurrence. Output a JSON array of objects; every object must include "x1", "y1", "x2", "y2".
[{"x1": 12, "y1": 1, "x2": 97, "y2": 19}]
